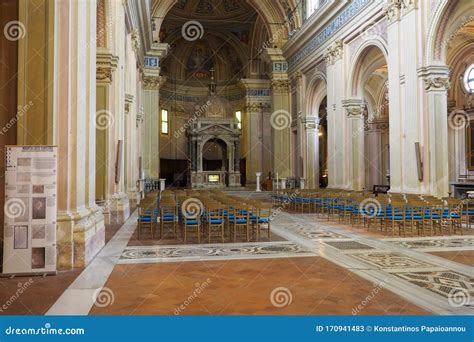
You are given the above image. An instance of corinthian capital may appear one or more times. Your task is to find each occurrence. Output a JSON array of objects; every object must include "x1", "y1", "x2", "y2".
[{"x1": 324, "y1": 40, "x2": 343, "y2": 65}]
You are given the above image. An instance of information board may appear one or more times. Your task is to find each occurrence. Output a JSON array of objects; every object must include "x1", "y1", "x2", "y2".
[{"x1": 2, "y1": 146, "x2": 58, "y2": 275}]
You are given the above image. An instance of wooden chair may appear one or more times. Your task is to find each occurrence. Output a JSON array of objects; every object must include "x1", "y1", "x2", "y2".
[
  {"x1": 159, "y1": 200, "x2": 178, "y2": 239},
  {"x1": 228, "y1": 204, "x2": 250, "y2": 242},
  {"x1": 137, "y1": 198, "x2": 157, "y2": 239},
  {"x1": 252, "y1": 203, "x2": 272, "y2": 241},
  {"x1": 203, "y1": 203, "x2": 225, "y2": 243}
]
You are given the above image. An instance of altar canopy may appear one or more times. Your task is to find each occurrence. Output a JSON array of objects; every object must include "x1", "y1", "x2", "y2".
[{"x1": 187, "y1": 72, "x2": 241, "y2": 188}]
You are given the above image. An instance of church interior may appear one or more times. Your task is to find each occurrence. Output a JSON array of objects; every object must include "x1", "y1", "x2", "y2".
[{"x1": 0, "y1": 0, "x2": 473, "y2": 316}]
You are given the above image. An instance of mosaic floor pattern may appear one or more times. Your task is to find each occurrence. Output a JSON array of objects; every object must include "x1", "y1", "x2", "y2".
[
  {"x1": 390, "y1": 270, "x2": 474, "y2": 306},
  {"x1": 349, "y1": 252, "x2": 436, "y2": 269},
  {"x1": 322, "y1": 240, "x2": 375, "y2": 250},
  {"x1": 118, "y1": 241, "x2": 316, "y2": 263},
  {"x1": 386, "y1": 237, "x2": 474, "y2": 251}
]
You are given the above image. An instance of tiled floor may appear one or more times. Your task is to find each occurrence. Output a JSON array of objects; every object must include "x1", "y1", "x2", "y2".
[
  {"x1": 0, "y1": 269, "x2": 83, "y2": 315},
  {"x1": 90, "y1": 257, "x2": 428, "y2": 315},
  {"x1": 3, "y1": 202, "x2": 473, "y2": 316},
  {"x1": 429, "y1": 251, "x2": 474, "y2": 266}
]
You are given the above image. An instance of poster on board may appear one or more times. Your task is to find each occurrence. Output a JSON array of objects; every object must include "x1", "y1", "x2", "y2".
[{"x1": 2, "y1": 146, "x2": 58, "y2": 275}]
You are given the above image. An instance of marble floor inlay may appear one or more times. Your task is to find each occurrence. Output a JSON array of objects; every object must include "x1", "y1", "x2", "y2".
[
  {"x1": 390, "y1": 270, "x2": 474, "y2": 306},
  {"x1": 322, "y1": 240, "x2": 375, "y2": 250},
  {"x1": 118, "y1": 241, "x2": 316, "y2": 263},
  {"x1": 386, "y1": 237, "x2": 474, "y2": 251},
  {"x1": 349, "y1": 252, "x2": 436, "y2": 269}
]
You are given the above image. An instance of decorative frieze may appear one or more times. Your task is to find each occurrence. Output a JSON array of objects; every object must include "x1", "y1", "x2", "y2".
[
  {"x1": 288, "y1": 0, "x2": 371, "y2": 68},
  {"x1": 96, "y1": 52, "x2": 119, "y2": 83}
]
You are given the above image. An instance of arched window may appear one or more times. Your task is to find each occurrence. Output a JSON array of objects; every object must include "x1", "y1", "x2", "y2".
[{"x1": 464, "y1": 64, "x2": 474, "y2": 93}]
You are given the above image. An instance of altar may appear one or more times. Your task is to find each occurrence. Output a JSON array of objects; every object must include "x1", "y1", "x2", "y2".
[{"x1": 187, "y1": 73, "x2": 242, "y2": 189}]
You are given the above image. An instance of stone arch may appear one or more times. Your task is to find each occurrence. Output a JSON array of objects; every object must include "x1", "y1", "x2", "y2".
[
  {"x1": 347, "y1": 39, "x2": 388, "y2": 97},
  {"x1": 426, "y1": 0, "x2": 474, "y2": 64},
  {"x1": 305, "y1": 71, "x2": 327, "y2": 116}
]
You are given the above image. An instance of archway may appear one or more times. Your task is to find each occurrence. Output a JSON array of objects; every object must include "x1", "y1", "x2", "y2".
[
  {"x1": 425, "y1": 0, "x2": 474, "y2": 196},
  {"x1": 346, "y1": 43, "x2": 390, "y2": 191},
  {"x1": 305, "y1": 73, "x2": 327, "y2": 189},
  {"x1": 202, "y1": 138, "x2": 228, "y2": 172}
]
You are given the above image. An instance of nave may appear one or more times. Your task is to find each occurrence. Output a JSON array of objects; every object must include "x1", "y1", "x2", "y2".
[{"x1": 1, "y1": 189, "x2": 471, "y2": 316}]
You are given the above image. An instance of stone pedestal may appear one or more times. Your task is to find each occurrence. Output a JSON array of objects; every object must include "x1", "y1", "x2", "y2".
[
  {"x1": 300, "y1": 178, "x2": 306, "y2": 190},
  {"x1": 256, "y1": 172, "x2": 262, "y2": 192},
  {"x1": 281, "y1": 178, "x2": 287, "y2": 190},
  {"x1": 160, "y1": 178, "x2": 166, "y2": 191}
]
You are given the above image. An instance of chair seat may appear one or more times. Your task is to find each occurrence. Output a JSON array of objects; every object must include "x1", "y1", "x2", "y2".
[
  {"x1": 138, "y1": 216, "x2": 155, "y2": 222},
  {"x1": 208, "y1": 219, "x2": 223, "y2": 224},
  {"x1": 252, "y1": 218, "x2": 269, "y2": 223},
  {"x1": 161, "y1": 216, "x2": 176, "y2": 221},
  {"x1": 185, "y1": 220, "x2": 199, "y2": 225},
  {"x1": 230, "y1": 219, "x2": 247, "y2": 224}
]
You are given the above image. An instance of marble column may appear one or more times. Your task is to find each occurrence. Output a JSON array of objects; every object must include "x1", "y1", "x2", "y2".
[
  {"x1": 51, "y1": 0, "x2": 104, "y2": 269},
  {"x1": 141, "y1": 43, "x2": 168, "y2": 180},
  {"x1": 342, "y1": 99, "x2": 366, "y2": 191},
  {"x1": 325, "y1": 40, "x2": 346, "y2": 188},
  {"x1": 385, "y1": 0, "x2": 423, "y2": 193},
  {"x1": 421, "y1": 65, "x2": 450, "y2": 197},
  {"x1": 238, "y1": 79, "x2": 271, "y2": 183},
  {"x1": 263, "y1": 49, "x2": 292, "y2": 178},
  {"x1": 300, "y1": 116, "x2": 320, "y2": 189},
  {"x1": 256, "y1": 173, "x2": 262, "y2": 192}
]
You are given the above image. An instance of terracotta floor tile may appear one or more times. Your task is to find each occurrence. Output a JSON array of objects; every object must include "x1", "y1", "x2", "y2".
[{"x1": 90, "y1": 257, "x2": 429, "y2": 315}]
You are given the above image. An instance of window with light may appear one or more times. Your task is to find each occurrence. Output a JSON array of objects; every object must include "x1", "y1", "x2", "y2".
[
  {"x1": 235, "y1": 111, "x2": 242, "y2": 129},
  {"x1": 161, "y1": 109, "x2": 168, "y2": 134},
  {"x1": 464, "y1": 64, "x2": 474, "y2": 93}
]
